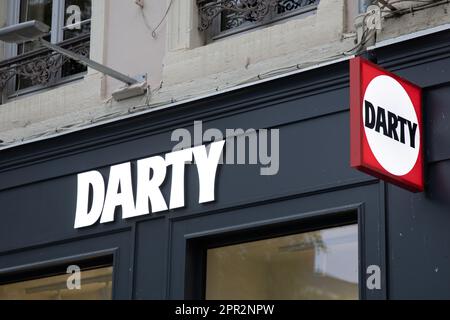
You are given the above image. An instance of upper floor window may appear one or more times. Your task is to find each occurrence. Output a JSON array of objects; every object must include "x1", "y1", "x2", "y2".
[
  {"x1": 0, "y1": 0, "x2": 91, "y2": 104},
  {"x1": 197, "y1": 0, "x2": 320, "y2": 41}
]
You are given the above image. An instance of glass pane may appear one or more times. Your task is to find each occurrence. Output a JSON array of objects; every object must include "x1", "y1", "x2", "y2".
[
  {"x1": 63, "y1": 0, "x2": 92, "y2": 40},
  {"x1": 18, "y1": 0, "x2": 52, "y2": 54},
  {"x1": 206, "y1": 224, "x2": 358, "y2": 300},
  {"x1": 62, "y1": 0, "x2": 91, "y2": 78},
  {"x1": 15, "y1": 0, "x2": 53, "y2": 90},
  {"x1": 20, "y1": 0, "x2": 53, "y2": 25},
  {"x1": 0, "y1": 266, "x2": 113, "y2": 300}
]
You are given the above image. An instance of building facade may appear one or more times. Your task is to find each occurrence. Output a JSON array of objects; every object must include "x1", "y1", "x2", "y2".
[{"x1": 0, "y1": 0, "x2": 449, "y2": 300}]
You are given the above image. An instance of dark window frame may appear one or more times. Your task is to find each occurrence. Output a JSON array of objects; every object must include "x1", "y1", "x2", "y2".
[
  {"x1": 0, "y1": 249, "x2": 115, "y2": 297},
  {"x1": 185, "y1": 207, "x2": 362, "y2": 300}
]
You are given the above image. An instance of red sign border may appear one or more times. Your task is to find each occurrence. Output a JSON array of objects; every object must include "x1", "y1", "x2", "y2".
[{"x1": 350, "y1": 56, "x2": 424, "y2": 192}]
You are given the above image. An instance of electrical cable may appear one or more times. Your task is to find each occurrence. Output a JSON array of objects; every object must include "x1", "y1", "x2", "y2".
[
  {"x1": 377, "y1": 0, "x2": 446, "y2": 17},
  {"x1": 139, "y1": 0, "x2": 174, "y2": 39}
]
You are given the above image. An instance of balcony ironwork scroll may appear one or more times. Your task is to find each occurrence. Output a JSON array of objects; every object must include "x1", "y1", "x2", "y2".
[
  {"x1": 197, "y1": 0, "x2": 320, "y2": 32},
  {"x1": 0, "y1": 34, "x2": 90, "y2": 92}
]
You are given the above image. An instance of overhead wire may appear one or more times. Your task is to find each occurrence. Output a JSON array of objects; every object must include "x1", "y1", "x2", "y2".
[
  {"x1": 377, "y1": 0, "x2": 447, "y2": 17},
  {"x1": 139, "y1": 0, "x2": 174, "y2": 39}
]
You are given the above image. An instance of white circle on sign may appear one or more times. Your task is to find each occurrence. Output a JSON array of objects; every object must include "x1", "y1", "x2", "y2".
[{"x1": 363, "y1": 75, "x2": 420, "y2": 176}]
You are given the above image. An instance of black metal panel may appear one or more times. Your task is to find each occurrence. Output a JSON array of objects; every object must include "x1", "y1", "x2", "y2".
[
  {"x1": 424, "y1": 86, "x2": 450, "y2": 163},
  {"x1": 133, "y1": 217, "x2": 169, "y2": 300},
  {"x1": 386, "y1": 161, "x2": 450, "y2": 299},
  {"x1": 0, "y1": 171, "x2": 131, "y2": 253}
]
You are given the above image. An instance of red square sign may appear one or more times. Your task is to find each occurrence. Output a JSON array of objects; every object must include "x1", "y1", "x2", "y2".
[{"x1": 350, "y1": 57, "x2": 424, "y2": 192}]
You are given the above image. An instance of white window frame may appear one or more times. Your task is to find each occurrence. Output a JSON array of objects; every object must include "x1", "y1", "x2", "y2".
[
  {"x1": 6, "y1": 0, "x2": 63, "y2": 58},
  {"x1": 2, "y1": 0, "x2": 91, "y2": 101}
]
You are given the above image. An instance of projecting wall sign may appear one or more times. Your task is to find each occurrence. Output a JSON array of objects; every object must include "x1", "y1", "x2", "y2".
[{"x1": 350, "y1": 57, "x2": 424, "y2": 192}]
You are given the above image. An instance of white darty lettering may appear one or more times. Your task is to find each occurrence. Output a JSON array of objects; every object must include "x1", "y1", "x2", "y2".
[
  {"x1": 362, "y1": 74, "x2": 420, "y2": 177},
  {"x1": 364, "y1": 100, "x2": 418, "y2": 149},
  {"x1": 74, "y1": 141, "x2": 225, "y2": 229}
]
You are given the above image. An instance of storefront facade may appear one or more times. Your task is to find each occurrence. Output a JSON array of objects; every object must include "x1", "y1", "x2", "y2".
[{"x1": 0, "y1": 27, "x2": 449, "y2": 300}]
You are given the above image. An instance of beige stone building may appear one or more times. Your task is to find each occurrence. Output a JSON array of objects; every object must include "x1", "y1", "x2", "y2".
[{"x1": 0, "y1": 0, "x2": 449, "y2": 146}]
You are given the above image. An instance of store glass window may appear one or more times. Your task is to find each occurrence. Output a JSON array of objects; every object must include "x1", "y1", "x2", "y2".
[
  {"x1": 205, "y1": 224, "x2": 358, "y2": 300},
  {"x1": 0, "y1": 266, "x2": 113, "y2": 300}
]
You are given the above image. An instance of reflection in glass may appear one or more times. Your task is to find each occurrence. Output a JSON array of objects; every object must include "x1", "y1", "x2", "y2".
[
  {"x1": 18, "y1": 0, "x2": 53, "y2": 54},
  {"x1": 206, "y1": 224, "x2": 358, "y2": 300},
  {"x1": 63, "y1": 0, "x2": 92, "y2": 40},
  {"x1": 16, "y1": 0, "x2": 53, "y2": 90},
  {"x1": 62, "y1": 0, "x2": 91, "y2": 77},
  {"x1": 0, "y1": 266, "x2": 113, "y2": 300}
]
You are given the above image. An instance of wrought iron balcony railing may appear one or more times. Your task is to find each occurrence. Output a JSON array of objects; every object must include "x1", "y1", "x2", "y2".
[
  {"x1": 197, "y1": 0, "x2": 320, "y2": 39},
  {"x1": 0, "y1": 33, "x2": 90, "y2": 103}
]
